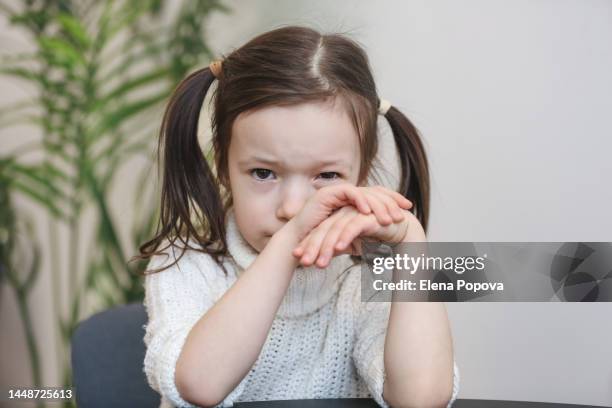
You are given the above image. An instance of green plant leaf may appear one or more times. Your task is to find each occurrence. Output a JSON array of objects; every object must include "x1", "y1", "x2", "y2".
[
  {"x1": 7, "y1": 10, "x2": 50, "y2": 31},
  {"x1": 11, "y1": 180, "x2": 67, "y2": 220},
  {"x1": 38, "y1": 36, "x2": 86, "y2": 69},
  {"x1": 58, "y1": 316, "x2": 70, "y2": 342},
  {"x1": 23, "y1": 241, "x2": 41, "y2": 293},
  {"x1": 0, "y1": 99, "x2": 39, "y2": 119},
  {"x1": 97, "y1": 39, "x2": 167, "y2": 84},
  {"x1": 0, "y1": 52, "x2": 38, "y2": 65},
  {"x1": 94, "y1": 67, "x2": 170, "y2": 112},
  {"x1": 89, "y1": 91, "x2": 168, "y2": 140},
  {"x1": 0, "y1": 66, "x2": 42, "y2": 84},
  {"x1": 57, "y1": 13, "x2": 91, "y2": 49},
  {"x1": 42, "y1": 161, "x2": 73, "y2": 184},
  {"x1": 8, "y1": 162, "x2": 70, "y2": 199},
  {"x1": 99, "y1": 246, "x2": 124, "y2": 295}
]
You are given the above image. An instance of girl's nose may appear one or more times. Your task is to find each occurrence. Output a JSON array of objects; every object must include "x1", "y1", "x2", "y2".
[
  {"x1": 276, "y1": 197, "x2": 305, "y2": 222},
  {"x1": 276, "y1": 185, "x2": 310, "y2": 222}
]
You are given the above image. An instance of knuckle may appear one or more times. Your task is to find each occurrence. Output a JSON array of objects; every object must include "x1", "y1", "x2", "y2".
[
  {"x1": 322, "y1": 240, "x2": 334, "y2": 254},
  {"x1": 310, "y1": 232, "x2": 323, "y2": 245},
  {"x1": 369, "y1": 197, "x2": 382, "y2": 209},
  {"x1": 345, "y1": 223, "x2": 359, "y2": 234},
  {"x1": 339, "y1": 206, "x2": 353, "y2": 215}
]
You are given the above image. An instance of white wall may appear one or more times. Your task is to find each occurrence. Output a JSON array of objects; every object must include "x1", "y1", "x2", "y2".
[
  {"x1": 2, "y1": 0, "x2": 611, "y2": 406},
  {"x1": 205, "y1": 0, "x2": 612, "y2": 405}
]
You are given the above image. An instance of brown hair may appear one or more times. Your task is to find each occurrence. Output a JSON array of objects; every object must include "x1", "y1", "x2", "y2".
[{"x1": 135, "y1": 25, "x2": 430, "y2": 275}]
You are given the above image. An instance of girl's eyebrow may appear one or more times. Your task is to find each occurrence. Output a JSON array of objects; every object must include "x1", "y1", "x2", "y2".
[
  {"x1": 239, "y1": 156, "x2": 279, "y2": 166},
  {"x1": 239, "y1": 156, "x2": 351, "y2": 169}
]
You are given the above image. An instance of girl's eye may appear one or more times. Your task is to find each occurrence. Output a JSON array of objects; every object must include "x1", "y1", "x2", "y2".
[
  {"x1": 318, "y1": 172, "x2": 341, "y2": 180},
  {"x1": 251, "y1": 168, "x2": 275, "y2": 181}
]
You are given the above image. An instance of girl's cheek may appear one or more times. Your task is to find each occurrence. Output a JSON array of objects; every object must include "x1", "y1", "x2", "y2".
[
  {"x1": 244, "y1": 179, "x2": 276, "y2": 203},
  {"x1": 233, "y1": 177, "x2": 272, "y2": 203},
  {"x1": 245, "y1": 184, "x2": 278, "y2": 212},
  {"x1": 249, "y1": 181, "x2": 276, "y2": 193}
]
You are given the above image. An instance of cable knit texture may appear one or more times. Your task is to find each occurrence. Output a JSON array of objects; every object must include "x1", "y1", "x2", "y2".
[{"x1": 143, "y1": 210, "x2": 460, "y2": 407}]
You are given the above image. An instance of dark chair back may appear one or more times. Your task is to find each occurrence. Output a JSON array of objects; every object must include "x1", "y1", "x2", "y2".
[{"x1": 71, "y1": 302, "x2": 160, "y2": 407}]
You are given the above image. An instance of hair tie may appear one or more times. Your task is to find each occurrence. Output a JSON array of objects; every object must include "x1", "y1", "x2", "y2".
[
  {"x1": 378, "y1": 99, "x2": 391, "y2": 116},
  {"x1": 209, "y1": 59, "x2": 223, "y2": 78}
]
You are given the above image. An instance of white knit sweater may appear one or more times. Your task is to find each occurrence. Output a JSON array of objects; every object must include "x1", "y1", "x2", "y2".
[{"x1": 143, "y1": 210, "x2": 460, "y2": 407}]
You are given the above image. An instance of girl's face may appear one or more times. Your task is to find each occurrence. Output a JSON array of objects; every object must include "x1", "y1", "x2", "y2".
[{"x1": 228, "y1": 100, "x2": 362, "y2": 253}]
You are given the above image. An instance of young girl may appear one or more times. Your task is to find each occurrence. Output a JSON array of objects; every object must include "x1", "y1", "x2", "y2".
[{"x1": 139, "y1": 26, "x2": 459, "y2": 408}]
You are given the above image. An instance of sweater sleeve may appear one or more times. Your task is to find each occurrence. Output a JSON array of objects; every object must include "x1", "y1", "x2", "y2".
[
  {"x1": 142, "y1": 246, "x2": 249, "y2": 407},
  {"x1": 352, "y1": 300, "x2": 460, "y2": 407}
]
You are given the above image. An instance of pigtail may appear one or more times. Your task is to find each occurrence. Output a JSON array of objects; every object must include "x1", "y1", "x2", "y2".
[
  {"x1": 382, "y1": 104, "x2": 431, "y2": 233},
  {"x1": 135, "y1": 66, "x2": 228, "y2": 274}
]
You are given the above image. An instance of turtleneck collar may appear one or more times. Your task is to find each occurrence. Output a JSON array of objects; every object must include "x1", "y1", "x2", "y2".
[{"x1": 224, "y1": 209, "x2": 357, "y2": 318}]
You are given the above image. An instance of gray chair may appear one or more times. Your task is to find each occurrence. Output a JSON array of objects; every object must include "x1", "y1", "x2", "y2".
[{"x1": 71, "y1": 302, "x2": 160, "y2": 407}]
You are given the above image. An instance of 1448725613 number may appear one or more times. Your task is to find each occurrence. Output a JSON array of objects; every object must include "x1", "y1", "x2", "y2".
[{"x1": 5, "y1": 387, "x2": 73, "y2": 401}]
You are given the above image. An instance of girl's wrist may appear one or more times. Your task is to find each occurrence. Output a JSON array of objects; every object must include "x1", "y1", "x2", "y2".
[
  {"x1": 280, "y1": 218, "x2": 308, "y2": 243},
  {"x1": 272, "y1": 219, "x2": 305, "y2": 251},
  {"x1": 400, "y1": 212, "x2": 427, "y2": 242},
  {"x1": 264, "y1": 221, "x2": 302, "y2": 269}
]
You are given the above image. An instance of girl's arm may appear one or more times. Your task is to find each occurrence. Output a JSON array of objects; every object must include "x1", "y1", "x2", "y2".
[
  {"x1": 176, "y1": 184, "x2": 409, "y2": 407},
  {"x1": 383, "y1": 304, "x2": 455, "y2": 408},
  {"x1": 294, "y1": 204, "x2": 458, "y2": 407},
  {"x1": 175, "y1": 219, "x2": 302, "y2": 407},
  {"x1": 382, "y1": 220, "x2": 455, "y2": 408}
]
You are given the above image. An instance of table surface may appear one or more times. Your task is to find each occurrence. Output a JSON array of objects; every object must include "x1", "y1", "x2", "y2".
[{"x1": 234, "y1": 398, "x2": 610, "y2": 408}]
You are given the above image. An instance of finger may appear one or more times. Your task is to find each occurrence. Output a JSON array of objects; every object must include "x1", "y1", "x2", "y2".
[
  {"x1": 294, "y1": 230, "x2": 316, "y2": 255},
  {"x1": 379, "y1": 187, "x2": 413, "y2": 209},
  {"x1": 293, "y1": 230, "x2": 314, "y2": 257},
  {"x1": 372, "y1": 185, "x2": 413, "y2": 210},
  {"x1": 363, "y1": 190, "x2": 394, "y2": 226},
  {"x1": 327, "y1": 184, "x2": 371, "y2": 214},
  {"x1": 368, "y1": 189, "x2": 405, "y2": 223},
  {"x1": 316, "y1": 211, "x2": 358, "y2": 267},
  {"x1": 293, "y1": 239, "x2": 307, "y2": 257},
  {"x1": 306, "y1": 207, "x2": 358, "y2": 267},
  {"x1": 300, "y1": 215, "x2": 338, "y2": 266},
  {"x1": 294, "y1": 217, "x2": 330, "y2": 258},
  {"x1": 297, "y1": 234, "x2": 316, "y2": 266},
  {"x1": 336, "y1": 215, "x2": 377, "y2": 252},
  {"x1": 294, "y1": 206, "x2": 354, "y2": 257}
]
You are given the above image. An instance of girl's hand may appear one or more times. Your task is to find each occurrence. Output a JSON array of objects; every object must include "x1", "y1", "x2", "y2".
[
  {"x1": 293, "y1": 205, "x2": 426, "y2": 268},
  {"x1": 289, "y1": 183, "x2": 412, "y2": 242}
]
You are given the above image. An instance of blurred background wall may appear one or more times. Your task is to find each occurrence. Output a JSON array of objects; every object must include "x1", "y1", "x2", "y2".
[{"x1": 1, "y1": 0, "x2": 611, "y2": 407}]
